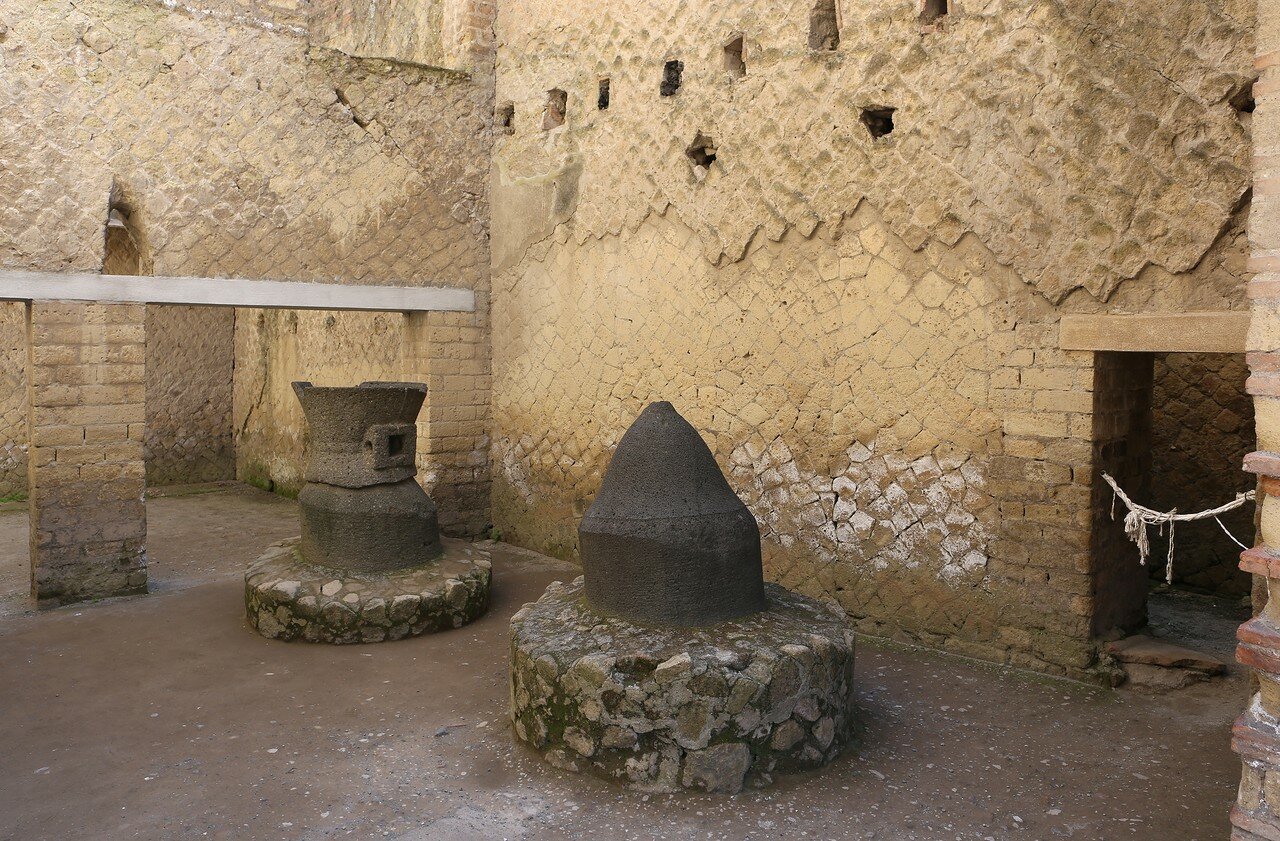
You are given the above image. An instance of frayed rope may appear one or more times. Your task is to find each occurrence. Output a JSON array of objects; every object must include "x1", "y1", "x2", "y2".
[{"x1": 1101, "y1": 472, "x2": 1255, "y2": 585}]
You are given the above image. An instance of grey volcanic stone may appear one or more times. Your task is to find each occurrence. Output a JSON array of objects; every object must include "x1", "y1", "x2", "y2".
[
  {"x1": 293, "y1": 381, "x2": 425, "y2": 488},
  {"x1": 292, "y1": 381, "x2": 443, "y2": 574},
  {"x1": 579, "y1": 401, "x2": 766, "y2": 626},
  {"x1": 299, "y1": 479, "x2": 442, "y2": 574},
  {"x1": 244, "y1": 380, "x2": 484, "y2": 643},
  {"x1": 682, "y1": 743, "x2": 752, "y2": 793},
  {"x1": 509, "y1": 578, "x2": 857, "y2": 792},
  {"x1": 245, "y1": 538, "x2": 491, "y2": 644}
]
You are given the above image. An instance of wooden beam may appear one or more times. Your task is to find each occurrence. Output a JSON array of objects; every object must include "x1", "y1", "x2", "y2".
[
  {"x1": 0, "y1": 271, "x2": 475, "y2": 313},
  {"x1": 1059, "y1": 311, "x2": 1249, "y2": 354}
]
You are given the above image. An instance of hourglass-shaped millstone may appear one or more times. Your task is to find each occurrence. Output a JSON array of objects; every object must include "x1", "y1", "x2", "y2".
[
  {"x1": 293, "y1": 381, "x2": 441, "y2": 573},
  {"x1": 244, "y1": 381, "x2": 490, "y2": 644},
  {"x1": 578, "y1": 401, "x2": 767, "y2": 626}
]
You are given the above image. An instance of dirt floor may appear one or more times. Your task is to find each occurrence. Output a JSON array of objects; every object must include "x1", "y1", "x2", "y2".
[{"x1": 0, "y1": 484, "x2": 1249, "y2": 840}]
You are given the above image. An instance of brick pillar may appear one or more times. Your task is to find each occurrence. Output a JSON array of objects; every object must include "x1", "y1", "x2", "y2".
[
  {"x1": 409, "y1": 308, "x2": 491, "y2": 539},
  {"x1": 1233, "y1": 0, "x2": 1280, "y2": 835},
  {"x1": 26, "y1": 301, "x2": 147, "y2": 608}
]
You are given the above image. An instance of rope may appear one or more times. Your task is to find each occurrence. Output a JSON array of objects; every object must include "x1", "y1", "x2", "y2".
[{"x1": 1101, "y1": 472, "x2": 1255, "y2": 584}]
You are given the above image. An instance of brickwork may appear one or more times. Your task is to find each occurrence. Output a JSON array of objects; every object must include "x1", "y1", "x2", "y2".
[
  {"x1": 1149, "y1": 352, "x2": 1254, "y2": 596},
  {"x1": 1088, "y1": 352, "x2": 1154, "y2": 638},
  {"x1": 417, "y1": 310, "x2": 492, "y2": 537},
  {"x1": 26, "y1": 301, "x2": 146, "y2": 607},
  {"x1": 1233, "y1": 0, "x2": 1280, "y2": 836}
]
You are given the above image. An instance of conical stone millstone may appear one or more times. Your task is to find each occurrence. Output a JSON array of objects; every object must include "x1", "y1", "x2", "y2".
[{"x1": 579, "y1": 401, "x2": 767, "y2": 626}]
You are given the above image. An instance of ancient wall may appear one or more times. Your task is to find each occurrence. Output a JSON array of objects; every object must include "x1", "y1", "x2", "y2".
[
  {"x1": 1232, "y1": 0, "x2": 1280, "y2": 834},
  {"x1": 0, "y1": 0, "x2": 495, "y2": 533},
  {"x1": 490, "y1": 0, "x2": 1256, "y2": 678},
  {"x1": 1149, "y1": 352, "x2": 1255, "y2": 597},
  {"x1": 0, "y1": 303, "x2": 26, "y2": 499},
  {"x1": 145, "y1": 306, "x2": 235, "y2": 486}
]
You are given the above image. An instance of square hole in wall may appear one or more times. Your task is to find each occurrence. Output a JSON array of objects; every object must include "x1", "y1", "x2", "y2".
[
  {"x1": 496, "y1": 101, "x2": 515, "y2": 134},
  {"x1": 598, "y1": 77, "x2": 611, "y2": 110},
  {"x1": 809, "y1": 0, "x2": 839, "y2": 50},
  {"x1": 661, "y1": 60, "x2": 683, "y2": 96},
  {"x1": 1231, "y1": 79, "x2": 1256, "y2": 117},
  {"x1": 724, "y1": 35, "x2": 746, "y2": 79},
  {"x1": 920, "y1": 0, "x2": 949, "y2": 25},
  {"x1": 861, "y1": 107, "x2": 895, "y2": 138},
  {"x1": 686, "y1": 131, "x2": 717, "y2": 181},
  {"x1": 542, "y1": 88, "x2": 567, "y2": 130}
]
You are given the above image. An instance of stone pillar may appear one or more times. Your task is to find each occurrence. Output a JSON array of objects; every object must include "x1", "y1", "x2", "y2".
[
  {"x1": 1233, "y1": 1, "x2": 1280, "y2": 835},
  {"x1": 26, "y1": 301, "x2": 147, "y2": 608}
]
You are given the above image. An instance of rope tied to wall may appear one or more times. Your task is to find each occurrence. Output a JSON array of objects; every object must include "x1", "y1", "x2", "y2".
[{"x1": 1101, "y1": 472, "x2": 1255, "y2": 584}]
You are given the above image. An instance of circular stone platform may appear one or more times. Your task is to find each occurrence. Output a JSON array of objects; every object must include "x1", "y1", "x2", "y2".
[
  {"x1": 245, "y1": 537, "x2": 491, "y2": 643},
  {"x1": 509, "y1": 578, "x2": 856, "y2": 793}
]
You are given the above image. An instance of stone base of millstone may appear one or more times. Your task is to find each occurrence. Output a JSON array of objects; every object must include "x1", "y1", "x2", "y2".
[
  {"x1": 245, "y1": 537, "x2": 491, "y2": 643},
  {"x1": 509, "y1": 578, "x2": 857, "y2": 794}
]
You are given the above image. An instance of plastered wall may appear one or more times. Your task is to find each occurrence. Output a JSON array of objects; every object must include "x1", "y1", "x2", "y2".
[{"x1": 490, "y1": 0, "x2": 1256, "y2": 677}]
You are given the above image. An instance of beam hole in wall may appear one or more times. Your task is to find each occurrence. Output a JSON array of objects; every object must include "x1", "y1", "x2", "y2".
[
  {"x1": 660, "y1": 60, "x2": 683, "y2": 97},
  {"x1": 860, "y1": 107, "x2": 895, "y2": 139},
  {"x1": 686, "y1": 132, "x2": 717, "y2": 181},
  {"x1": 808, "y1": 0, "x2": 839, "y2": 51},
  {"x1": 496, "y1": 101, "x2": 515, "y2": 134},
  {"x1": 724, "y1": 35, "x2": 746, "y2": 79},
  {"x1": 920, "y1": 0, "x2": 949, "y2": 26},
  {"x1": 598, "y1": 78, "x2": 611, "y2": 110},
  {"x1": 542, "y1": 89, "x2": 567, "y2": 130},
  {"x1": 1230, "y1": 79, "x2": 1256, "y2": 120}
]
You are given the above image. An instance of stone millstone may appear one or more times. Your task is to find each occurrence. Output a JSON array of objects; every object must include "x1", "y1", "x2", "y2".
[
  {"x1": 245, "y1": 537, "x2": 491, "y2": 644},
  {"x1": 509, "y1": 578, "x2": 857, "y2": 793},
  {"x1": 579, "y1": 401, "x2": 766, "y2": 626},
  {"x1": 293, "y1": 381, "x2": 426, "y2": 488},
  {"x1": 292, "y1": 380, "x2": 443, "y2": 576},
  {"x1": 299, "y1": 479, "x2": 442, "y2": 574}
]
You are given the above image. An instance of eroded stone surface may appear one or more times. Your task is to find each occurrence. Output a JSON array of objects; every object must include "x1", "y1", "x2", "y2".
[
  {"x1": 509, "y1": 578, "x2": 856, "y2": 792},
  {"x1": 245, "y1": 537, "x2": 490, "y2": 643}
]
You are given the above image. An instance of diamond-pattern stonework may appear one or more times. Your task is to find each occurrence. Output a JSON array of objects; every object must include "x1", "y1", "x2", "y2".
[
  {"x1": 491, "y1": 0, "x2": 1255, "y2": 678},
  {"x1": 493, "y1": 0, "x2": 1254, "y2": 302},
  {"x1": 1149, "y1": 352, "x2": 1255, "y2": 596},
  {"x1": 145, "y1": 305, "x2": 235, "y2": 486},
  {"x1": 492, "y1": 199, "x2": 1250, "y2": 680},
  {"x1": 0, "y1": 303, "x2": 27, "y2": 498},
  {"x1": 0, "y1": 0, "x2": 494, "y2": 532}
]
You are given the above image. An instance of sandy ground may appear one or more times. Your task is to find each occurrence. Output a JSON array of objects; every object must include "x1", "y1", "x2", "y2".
[{"x1": 0, "y1": 484, "x2": 1248, "y2": 840}]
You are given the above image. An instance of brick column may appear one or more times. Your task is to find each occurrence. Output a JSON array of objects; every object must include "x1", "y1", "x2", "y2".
[
  {"x1": 419, "y1": 0, "x2": 495, "y2": 539},
  {"x1": 413, "y1": 309, "x2": 491, "y2": 538},
  {"x1": 26, "y1": 301, "x2": 147, "y2": 607},
  {"x1": 1233, "y1": 0, "x2": 1280, "y2": 835}
]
